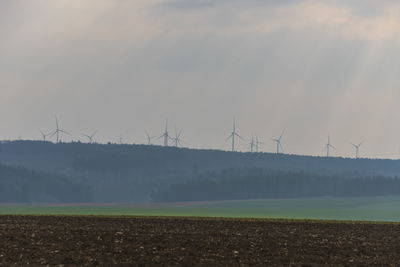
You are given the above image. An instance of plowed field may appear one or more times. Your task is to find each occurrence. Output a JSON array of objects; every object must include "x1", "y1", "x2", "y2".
[{"x1": 1, "y1": 215, "x2": 400, "y2": 266}]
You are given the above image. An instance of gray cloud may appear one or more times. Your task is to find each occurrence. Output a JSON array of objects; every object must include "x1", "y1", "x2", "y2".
[
  {"x1": 163, "y1": 0, "x2": 301, "y2": 9},
  {"x1": 331, "y1": 0, "x2": 396, "y2": 17}
]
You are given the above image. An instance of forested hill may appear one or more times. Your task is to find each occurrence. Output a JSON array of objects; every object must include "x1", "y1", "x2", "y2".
[
  {"x1": 1, "y1": 140, "x2": 400, "y2": 176},
  {"x1": 0, "y1": 164, "x2": 90, "y2": 203},
  {"x1": 1, "y1": 140, "x2": 400, "y2": 203}
]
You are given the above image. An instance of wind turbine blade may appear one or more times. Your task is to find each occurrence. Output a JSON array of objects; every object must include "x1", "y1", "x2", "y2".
[
  {"x1": 279, "y1": 143, "x2": 284, "y2": 153},
  {"x1": 235, "y1": 133, "x2": 244, "y2": 140},
  {"x1": 49, "y1": 131, "x2": 57, "y2": 138},
  {"x1": 225, "y1": 134, "x2": 233, "y2": 141},
  {"x1": 92, "y1": 130, "x2": 98, "y2": 137},
  {"x1": 279, "y1": 130, "x2": 285, "y2": 140},
  {"x1": 60, "y1": 130, "x2": 71, "y2": 135},
  {"x1": 359, "y1": 140, "x2": 364, "y2": 147}
]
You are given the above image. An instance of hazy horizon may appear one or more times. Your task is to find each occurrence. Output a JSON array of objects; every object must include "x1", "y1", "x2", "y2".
[{"x1": 2, "y1": 0, "x2": 400, "y2": 158}]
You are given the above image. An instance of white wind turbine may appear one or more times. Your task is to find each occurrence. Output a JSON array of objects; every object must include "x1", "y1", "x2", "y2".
[
  {"x1": 351, "y1": 141, "x2": 364, "y2": 159},
  {"x1": 39, "y1": 129, "x2": 52, "y2": 142},
  {"x1": 158, "y1": 119, "x2": 171, "y2": 146},
  {"x1": 226, "y1": 118, "x2": 244, "y2": 152},
  {"x1": 249, "y1": 135, "x2": 255, "y2": 152},
  {"x1": 170, "y1": 127, "x2": 183, "y2": 147},
  {"x1": 255, "y1": 135, "x2": 263, "y2": 153},
  {"x1": 50, "y1": 116, "x2": 71, "y2": 143},
  {"x1": 272, "y1": 130, "x2": 284, "y2": 154},
  {"x1": 83, "y1": 130, "x2": 98, "y2": 143},
  {"x1": 326, "y1": 133, "x2": 335, "y2": 157},
  {"x1": 145, "y1": 131, "x2": 156, "y2": 145}
]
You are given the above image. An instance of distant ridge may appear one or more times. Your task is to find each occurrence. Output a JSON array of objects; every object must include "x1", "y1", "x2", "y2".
[{"x1": 0, "y1": 140, "x2": 400, "y2": 203}]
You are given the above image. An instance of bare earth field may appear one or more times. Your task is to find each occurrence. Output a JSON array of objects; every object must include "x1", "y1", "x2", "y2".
[{"x1": 1, "y1": 216, "x2": 400, "y2": 266}]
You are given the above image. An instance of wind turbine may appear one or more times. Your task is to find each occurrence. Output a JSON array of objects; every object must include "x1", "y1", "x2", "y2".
[
  {"x1": 170, "y1": 127, "x2": 183, "y2": 147},
  {"x1": 255, "y1": 135, "x2": 263, "y2": 153},
  {"x1": 249, "y1": 135, "x2": 255, "y2": 152},
  {"x1": 351, "y1": 141, "x2": 364, "y2": 159},
  {"x1": 158, "y1": 119, "x2": 171, "y2": 146},
  {"x1": 51, "y1": 116, "x2": 70, "y2": 143},
  {"x1": 271, "y1": 130, "x2": 284, "y2": 154},
  {"x1": 226, "y1": 118, "x2": 244, "y2": 152},
  {"x1": 83, "y1": 130, "x2": 98, "y2": 143},
  {"x1": 326, "y1": 134, "x2": 335, "y2": 157},
  {"x1": 145, "y1": 131, "x2": 156, "y2": 145},
  {"x1": 39, "y1": 129, "x2": 52, "y2": 142}
]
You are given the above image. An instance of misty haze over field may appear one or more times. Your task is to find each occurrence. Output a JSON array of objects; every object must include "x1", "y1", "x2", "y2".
[{"x1": 1, "y1": 0, "x2": 400, "y2": 158}]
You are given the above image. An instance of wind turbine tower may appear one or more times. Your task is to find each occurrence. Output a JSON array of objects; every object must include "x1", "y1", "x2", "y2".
[
  {"x1": 145, "y1": 131, "x2": 156, "y2": 145},
  {"x1": 255, "y1": 135, "x2": 263, "y2": 153},
  {"x1": 352, "y1": 141, "x2": 364, "y2": 159},
  {"x1": 326, "y1": 134, "x2": 335, "y2": 157},
  {"x1": 51, "y1": 117, "x2": 70, "y2": 143},
  {"x1": 249, "y1": 135, "x2": 255, "y2": 152},
  {"x1": 272, "y1": 130, "x2": 284, "y2": 154},
  {"x1": 226, "y1": 118, "x2": 244, "y2": 152}
]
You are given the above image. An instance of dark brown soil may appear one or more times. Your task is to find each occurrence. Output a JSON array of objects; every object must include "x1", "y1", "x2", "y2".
[{"x1": 1, "y1": 215, "x2": 400, "y2": 266}]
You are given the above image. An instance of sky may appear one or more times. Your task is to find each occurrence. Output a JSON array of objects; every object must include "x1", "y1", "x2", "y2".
[{"x1": 1, "y1": 0, "x2": 400, "y2": 158}]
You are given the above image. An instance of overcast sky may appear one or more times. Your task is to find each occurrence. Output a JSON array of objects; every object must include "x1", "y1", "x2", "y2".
[{"x1": 1, "y1": 0, "x2": 400, "y2": 158}]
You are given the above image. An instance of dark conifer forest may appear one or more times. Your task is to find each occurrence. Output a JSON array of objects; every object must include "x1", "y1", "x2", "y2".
[{"x1": 1, "y1": 140, "x2": 400, "y2": 203}]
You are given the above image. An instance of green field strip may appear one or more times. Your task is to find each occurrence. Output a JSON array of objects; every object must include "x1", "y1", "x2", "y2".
[{"x1": 0, "y1": 196, "x2": 400, "y2": 222}]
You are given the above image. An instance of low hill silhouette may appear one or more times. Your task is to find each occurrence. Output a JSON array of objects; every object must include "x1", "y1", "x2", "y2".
[{"x1": 0, "y1": 140, "x2": 400, "y2": 202}]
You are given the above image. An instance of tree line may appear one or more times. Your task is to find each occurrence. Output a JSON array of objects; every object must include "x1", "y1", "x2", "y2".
[
  {"x1": 2, "y1": 141, "x2": 400, "y2": 203},
  {"x1": 152, "y1": 168, "x2": 400, "y2": 202},
  {"x1": 0, "y1": 164, "x2": 91, "y2": 203}
]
